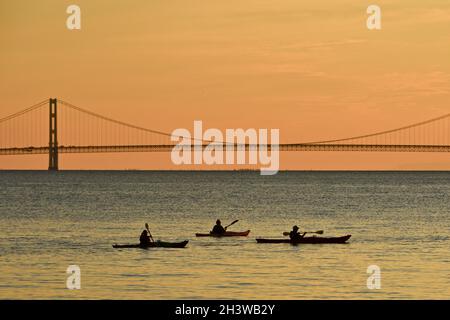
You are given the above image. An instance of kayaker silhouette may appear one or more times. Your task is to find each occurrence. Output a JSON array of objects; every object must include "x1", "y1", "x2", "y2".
[
  {"x1": 139, "y1": 229, "x2": 154, "y2": 245},
  {"x1": 211, "y1": 219, "x2": 226, "y2": 235},
  {"x1": 289, "y1": 225, "x2": 307, "y2": 241}
]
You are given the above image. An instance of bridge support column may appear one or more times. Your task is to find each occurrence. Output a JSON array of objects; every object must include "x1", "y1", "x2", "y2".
[{"x1": 48, "y1": 98, "x2": 58, "y2": 171}]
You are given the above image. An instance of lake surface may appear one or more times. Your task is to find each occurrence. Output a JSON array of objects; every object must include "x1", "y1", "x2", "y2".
[{"x1": 0, "y1": 171, "x2": 449, "y2": 299}]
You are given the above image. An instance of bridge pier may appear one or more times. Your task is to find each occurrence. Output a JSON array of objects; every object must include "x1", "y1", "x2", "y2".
[{"x1": 48, "y1": 98, "x2": 58, "y2": 171}]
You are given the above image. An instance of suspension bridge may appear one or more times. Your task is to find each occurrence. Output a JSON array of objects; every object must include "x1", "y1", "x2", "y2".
[{"x1": 0, "y1": 98, "x2": 449, "y2": 170}]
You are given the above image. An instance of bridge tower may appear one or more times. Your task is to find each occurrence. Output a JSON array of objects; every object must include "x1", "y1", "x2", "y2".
[{"x1": 48, "y1": 98, "x2": 58, "y2": 171}]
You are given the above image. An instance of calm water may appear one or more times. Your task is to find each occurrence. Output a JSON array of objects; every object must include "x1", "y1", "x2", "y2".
[{"x1": 0, "y1": 171, "x2": 449, "y2": 299}]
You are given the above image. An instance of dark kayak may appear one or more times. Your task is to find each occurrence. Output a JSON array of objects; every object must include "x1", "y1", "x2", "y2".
[
  {"x1": 256, "y1": 235, "x2": 351, "y2": 244},
  {"x1": 112, "y1": 240, "x2": 189, "y2": 249},
  {"x1": 195, "y1": 230, "x2": 251, "y2": 237}
]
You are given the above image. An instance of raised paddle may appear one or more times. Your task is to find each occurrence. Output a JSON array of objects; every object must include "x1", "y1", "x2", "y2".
[
  {"x1": 224, "y1": 220, "x2": 239, "y2": 230},
  {"x1": 145, "y1": 223, "x2": 154, "y2": 242},
  {"x1": 282, "y1": 230, "x2": 324, "y2": 236}
]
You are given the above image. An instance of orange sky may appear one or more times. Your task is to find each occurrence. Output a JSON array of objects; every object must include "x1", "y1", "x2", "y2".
[{"x1": 1, "y1": 0, "x2": 450, "y2": 170}]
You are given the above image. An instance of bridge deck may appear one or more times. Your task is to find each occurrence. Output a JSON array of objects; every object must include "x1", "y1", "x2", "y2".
[{"x1": 1, "y1": 144, "x2": 450, "y2": 155}]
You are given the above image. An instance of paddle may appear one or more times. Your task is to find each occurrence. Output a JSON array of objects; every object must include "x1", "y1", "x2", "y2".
[
  {"x1": 145, "y1": 223, "x2": 155, "y2": 242},
  {"x1": 282, "y1": 230, "x2": 324, "y2": 236},
  {"x1": 224, "y1": 219, "x2": 239, "y2": 230}
]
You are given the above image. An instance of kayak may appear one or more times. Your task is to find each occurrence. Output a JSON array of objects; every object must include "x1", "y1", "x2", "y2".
[
  {"x1": 112, "y1": 240, "x2": 189, "y2": 249},
  {"x1": 256, "y1": 235, "x2": 351, "y2": 244},
  {"x1": 195, "y1": 230, "x2": 251, "y2": 237}
]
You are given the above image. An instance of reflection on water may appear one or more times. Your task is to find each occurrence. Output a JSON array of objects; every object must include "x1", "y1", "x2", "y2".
[{"x1": 0, "y1": 171, "x2": 449, "y2": 299}]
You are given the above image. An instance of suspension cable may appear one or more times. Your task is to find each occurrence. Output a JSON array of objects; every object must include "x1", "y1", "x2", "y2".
[{"x1": 0, "y1": 99, "x2": 48, "y2": 124}]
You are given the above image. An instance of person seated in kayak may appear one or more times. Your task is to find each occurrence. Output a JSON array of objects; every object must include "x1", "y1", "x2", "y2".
[
  {"x1": 211, "y1": 219, "x2": 226, "y2": 235},
  {"x1": 139, "y1": 230, "x2": 153, "y2": 245},
  {"x1": 289, "y1": 225, "x2": 306, "y2": 241}
]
